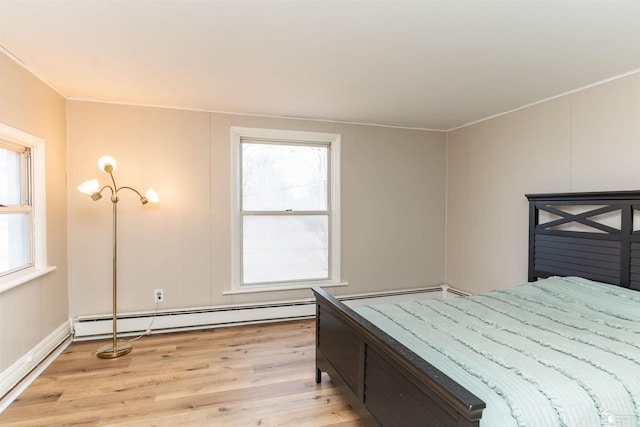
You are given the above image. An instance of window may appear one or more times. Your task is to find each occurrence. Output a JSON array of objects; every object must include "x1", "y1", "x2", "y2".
[
  {"x1": 0, "y1": 140, "x2": 32, "y2": 276},
  {"x1": 0, "y1": 123, "x2": 50, "y2": 293},
  {"x1": 231, "y1": 127, "x2": 342, "y2": 291}
]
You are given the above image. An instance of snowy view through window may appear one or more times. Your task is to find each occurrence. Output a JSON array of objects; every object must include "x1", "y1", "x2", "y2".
[
  {"x1": 241, "y1": 142, "x2": 329, "y2": 284},
  {"x1": 0, "y1": 147, "x2": 30, "y2": 276}
]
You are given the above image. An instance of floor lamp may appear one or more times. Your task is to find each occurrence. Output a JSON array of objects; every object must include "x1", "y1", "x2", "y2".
[{"x1": 77, "y1": 155, "x2": 159, "y2": 359}]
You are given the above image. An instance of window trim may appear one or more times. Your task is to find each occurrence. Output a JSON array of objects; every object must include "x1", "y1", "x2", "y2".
[
  {"x1": 229, "y1": 127, "x2": 342, "y2": 293},
  {"x1": 0, "y1": 123, "x2": 54, "y2": 294}
]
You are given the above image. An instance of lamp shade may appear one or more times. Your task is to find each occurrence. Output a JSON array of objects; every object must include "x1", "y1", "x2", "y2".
[
  {"x1": 77, "y1": 178, "x2": 99, "y2": 195},
  {"x1": 145, "y1": 188, "x2": 160, "y2": 203},
  {"x1": 98, "y1": 156, "x2": 117, "y2": 172}
]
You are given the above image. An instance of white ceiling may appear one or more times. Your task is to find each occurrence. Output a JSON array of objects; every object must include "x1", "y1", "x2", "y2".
[{"x1": 1, "y1": 1, "x2": 639, "y2": 131}]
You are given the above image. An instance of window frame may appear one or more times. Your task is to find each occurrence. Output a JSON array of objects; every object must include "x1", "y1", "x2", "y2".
[
  {"x1": 0, "y1": 123, "x2": 53, "y2": 294},
  {"x1": 0, "y1": 139, "x2": 33, "y2": 276},
  {"x1": 229, "y1": 127, "x2": 344, "y2": 294}
]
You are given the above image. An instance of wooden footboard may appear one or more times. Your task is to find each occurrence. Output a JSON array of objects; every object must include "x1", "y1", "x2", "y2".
[{"x1": 313, "y1": 287, "x2": 485, "y2": 427}]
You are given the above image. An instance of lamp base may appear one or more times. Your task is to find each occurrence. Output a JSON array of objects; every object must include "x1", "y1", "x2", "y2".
[{"x1": 96, "y1": 341, "x2": 132, "y2": 359}]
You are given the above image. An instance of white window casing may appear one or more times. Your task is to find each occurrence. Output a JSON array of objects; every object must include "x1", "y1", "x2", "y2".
[
  {"x1": 228, "y1": 127, "x2": 344, "y2": 294},
  {"x1": 0, "y1": 123, "x2": 54, "y2": 294}
]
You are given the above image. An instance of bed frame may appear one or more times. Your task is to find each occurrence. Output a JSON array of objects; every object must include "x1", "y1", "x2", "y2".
[{"x1": 313, "y1": 190, "x2": 640, "y2": 426}]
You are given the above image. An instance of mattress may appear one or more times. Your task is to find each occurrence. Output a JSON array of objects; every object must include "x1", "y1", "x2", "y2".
[{"x1": 356, "y1": 276, "x2": 640, "y2": 426}]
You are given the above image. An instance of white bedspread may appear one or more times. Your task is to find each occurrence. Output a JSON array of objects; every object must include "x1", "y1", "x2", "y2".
[{"x1": 357, "y1": 277, "x2": 640, "y2": 427}]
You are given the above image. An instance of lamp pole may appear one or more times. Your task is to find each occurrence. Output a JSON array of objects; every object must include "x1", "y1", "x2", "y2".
[
  {"x1": 95, "y1": 190, "x2": 132, "y2": 358},
  {"x1": 112, "y1": 194, "x2": 119, "y2": 356}
]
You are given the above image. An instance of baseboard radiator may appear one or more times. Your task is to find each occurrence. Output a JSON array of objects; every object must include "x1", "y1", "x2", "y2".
[{"x1": 73, "y1": 285, "x2": 459, "y2": 340}]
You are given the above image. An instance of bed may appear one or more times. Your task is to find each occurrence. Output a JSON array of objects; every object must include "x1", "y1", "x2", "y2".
[{"x1": 313, "y1": 190, "x2": 640, "y2": 426}]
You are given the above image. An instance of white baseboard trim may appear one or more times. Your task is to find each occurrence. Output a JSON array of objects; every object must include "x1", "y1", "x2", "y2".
[
  {"x1": 0, "y1": 321, "x2": 72, "y2": 413},
  {"x1": 73, "y1": 300, "x2": 317, "y2": 340},
  {"x1": 73, "y1": 285, "x2": 455, "y2": 340}
]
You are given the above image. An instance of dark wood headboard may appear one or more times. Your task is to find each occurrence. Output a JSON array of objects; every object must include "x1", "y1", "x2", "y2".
[{"x1": 527, "y1": 190, "x2": 640, "y2": 290}]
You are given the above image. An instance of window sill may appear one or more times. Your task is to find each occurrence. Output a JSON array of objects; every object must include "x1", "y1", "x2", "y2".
[
  {"x1": 0, "y1": 266, "x2": 57, "y2": 294},
  {"x1": 223, "y1": 281, "x2": 348, "y2": 295}
]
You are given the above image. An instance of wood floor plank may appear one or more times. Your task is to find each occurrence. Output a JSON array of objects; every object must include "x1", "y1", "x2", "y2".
[{"x1": 0, "y1": 320, "x2": 363, "y2": 426}]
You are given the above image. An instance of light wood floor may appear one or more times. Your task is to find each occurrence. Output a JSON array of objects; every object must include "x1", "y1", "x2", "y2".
[{"x1": 0, "y1": 320, "x2": 363, "y2": 426}]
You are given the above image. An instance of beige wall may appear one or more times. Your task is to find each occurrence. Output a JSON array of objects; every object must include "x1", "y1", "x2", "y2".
[
  {"x1": 446, "y1": 73, "x2": 640, "y2": 293},
  {"x1": 67, "y1": 101, "x2": 446, "y2": 317},
  {"x1": 0, "y1": 53, "x2": 68, "y2": 371}
]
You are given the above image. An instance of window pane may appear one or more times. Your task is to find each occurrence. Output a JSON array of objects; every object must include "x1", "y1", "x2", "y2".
[
  {"x1": 0, "y1": 147, "x2": 21, "y2": 205},
  {"x1": 242, "y1": 142, "x2": 328, "y2": 211},
  {"x1": 0, "y1": 213, "x2": 31, "y2": 275},
  {"x1": 243, "y1": 215, "x2": 328, "y2": 284}
]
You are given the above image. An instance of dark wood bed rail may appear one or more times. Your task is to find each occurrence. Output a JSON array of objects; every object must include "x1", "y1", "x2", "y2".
[{"x1": 313, "y1": 287, "x2": 485, "y2": 426}]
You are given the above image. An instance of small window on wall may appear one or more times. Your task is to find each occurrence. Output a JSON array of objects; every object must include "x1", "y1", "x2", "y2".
[
  {"x1": 0, "y1": 140, "x2": 33, "y2": 276},
  {"x1": 231, "y1": 127, "x2": 342, "y2": 291},
  {"x1": 0, "y1": 123, "x2": 50, "y2": 293}
]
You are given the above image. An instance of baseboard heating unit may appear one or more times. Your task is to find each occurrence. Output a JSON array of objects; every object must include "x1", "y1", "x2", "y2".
[{"x1": 72, "y1": 285, "x2": 459, "y2": 340}]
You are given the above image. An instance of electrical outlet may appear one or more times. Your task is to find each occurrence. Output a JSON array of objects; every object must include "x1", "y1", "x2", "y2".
[{"x1": 154, "y1": 289, "x2": 164, "y2": 303}]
